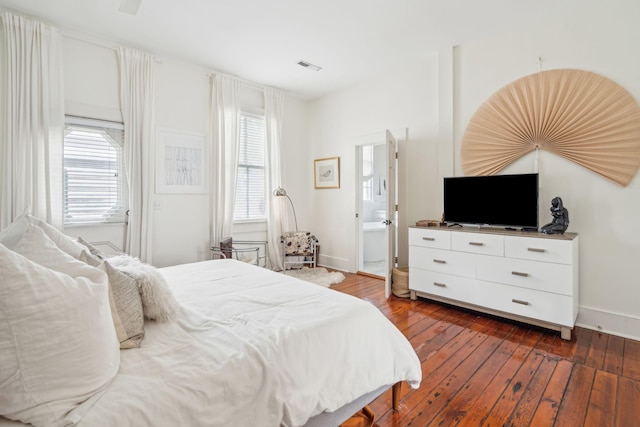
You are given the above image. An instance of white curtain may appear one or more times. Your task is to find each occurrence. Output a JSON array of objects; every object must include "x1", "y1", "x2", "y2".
[
  {"x1": 117, "y1": 47, "x2": 155, "y2": 263},
  {"x1": 0, "y1": 12, "x2": 64, "y2": 230},
  {"x1": 209, "y1": 74, "x2": 241, "y2": 249},
  {"x1": 264, "y1": 88, "x2": 286, "y2": 270}
]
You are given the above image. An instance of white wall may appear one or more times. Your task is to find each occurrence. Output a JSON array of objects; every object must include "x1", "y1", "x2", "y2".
[
  {"x1": 451, "y1": 0, "x2": 640, "y2": 339},
  {"x1": 278, "y1": 96, "x2": 310, "y2": 233},
  {"x1": 151, "y1": 58, "x2": 211, "y2": 267},
  {"x1": 60, "y1": 32, "x2": 308, "y2": 268},
  {"x1": 307, "y1": 58, "x2": 440, "y2": 271},
  {"x1": 307, "y1": 0, "x2": 640, "y2": 339}
]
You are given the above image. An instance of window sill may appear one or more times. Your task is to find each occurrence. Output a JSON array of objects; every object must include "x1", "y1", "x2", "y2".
[
  {"x1": 64, "y1": 222, "x2": 126, "y2": 229},
  {"x1": 233, "y1": 219, "x2": 267, "y2": 225}
]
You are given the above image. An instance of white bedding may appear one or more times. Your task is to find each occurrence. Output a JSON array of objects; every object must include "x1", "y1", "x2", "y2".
[{"x1": 2, "y1": 259, "x2": 421, "y2": 427}]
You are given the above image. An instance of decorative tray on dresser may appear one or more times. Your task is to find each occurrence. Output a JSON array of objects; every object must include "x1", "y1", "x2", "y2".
[{"x1": 408, "y1": 225, "x2": 579, "y2": 340}]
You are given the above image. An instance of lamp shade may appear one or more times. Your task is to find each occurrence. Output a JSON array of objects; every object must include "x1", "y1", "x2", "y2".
[{"x1": 273, "y1": 187, "x2": 298, "y2": 232}]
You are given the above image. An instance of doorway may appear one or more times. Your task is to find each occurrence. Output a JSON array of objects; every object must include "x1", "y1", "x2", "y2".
[
  {"x1": 358, "y1": 143, "x2": 387, "y2": 276},
  {"x1": 355, "y1": 129, "x2": 398, "y2": 289}
]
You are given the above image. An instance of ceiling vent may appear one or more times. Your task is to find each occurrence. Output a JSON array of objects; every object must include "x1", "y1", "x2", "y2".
[{"x1": 297, "y1": 60, "x2": 322, "y2": 72}]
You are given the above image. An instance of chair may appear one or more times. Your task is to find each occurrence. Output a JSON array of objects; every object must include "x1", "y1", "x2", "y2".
[
  {"x1": 280, "y1": 231, "x2": 318, "y2": 270},
  {"x1": 211, "y1": 237, "x2": 268, "y2": 267}
]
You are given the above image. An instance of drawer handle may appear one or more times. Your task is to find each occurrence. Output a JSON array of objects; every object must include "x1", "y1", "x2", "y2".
[
  {"x1": 512, "y1": 298, "x2": 530, "y2": 306},
  {"x1": 469, "y1": 242, "x2": 484, "y2": 246},
  {"x1": 527, "y1": 247, "x2": 546, "y2": 253},
  {"x1": 433, "y1": 282, "x2": 447, "y2": 288},
  {"x1": 511, "y1": 271, "x2": 529, "y2": 277},
  {"x1": 422, "y1": 237, "x2": 435, "y2": 241},
  {"x1": 433, "y1": 259, "x2": 446, "y2": 264}
]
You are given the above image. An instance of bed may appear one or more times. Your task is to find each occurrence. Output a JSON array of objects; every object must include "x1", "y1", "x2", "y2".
[{"x1": 0, "y1": 215, "x2": 421, "y2": 427}]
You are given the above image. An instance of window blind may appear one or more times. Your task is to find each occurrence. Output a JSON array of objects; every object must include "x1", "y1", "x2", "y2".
[
  {"x1": 63, "y1": 117, "x2": 126, "y2": 225},
  {"x1": 234, "y1": 114, "x2": 266, "y2": 221}
]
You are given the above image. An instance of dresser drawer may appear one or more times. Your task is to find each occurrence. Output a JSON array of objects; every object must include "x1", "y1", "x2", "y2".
[
  {"x1": 409, "y1": 228, "x2": 451, "y2": 250},
  {"x1": 477, "y1": 281, "x2": 575, "y2": 327},
  {"x1": 451, "y1": 231, "x2": 504, "y2": 256},
  {"x1": 476, "y1": 255, "x2": 573, "y2": 296},
  {"x1": 409, "y1": 246, "x2": 476, "y2": 279},
  {"x1": 409, "y1": 268, "x2": 478, "y2": 305},
  {"x1": 505, "y1": 235, "x2": 575, "y2": 265}
]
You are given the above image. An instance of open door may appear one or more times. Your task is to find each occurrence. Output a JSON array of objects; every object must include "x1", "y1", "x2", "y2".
[{"x1": 384, "y1": 130, "x2": 397, "y2": 298}]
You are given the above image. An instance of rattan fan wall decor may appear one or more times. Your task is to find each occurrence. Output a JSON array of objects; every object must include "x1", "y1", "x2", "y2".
[{"x1": 461, "y1": 69, "x2": 640, "y2": 186}]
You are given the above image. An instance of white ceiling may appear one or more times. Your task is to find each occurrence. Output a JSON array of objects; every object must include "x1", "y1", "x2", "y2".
[{"x1": 0, "y1": 0, "x2": 579, "y2": 99}]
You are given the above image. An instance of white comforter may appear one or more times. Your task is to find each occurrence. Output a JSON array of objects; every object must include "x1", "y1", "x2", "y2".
[{"x1": 4, "y1": 260, "x2": 421, "y2": 427}]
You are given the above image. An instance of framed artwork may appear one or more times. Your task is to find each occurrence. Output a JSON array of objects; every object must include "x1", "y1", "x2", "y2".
[
  {"x1": 314, "y1": 156, "x2": 340, "y2": 189},
  {"x1": 156, "y1": 128, "x2": 207, "y2": 194}
]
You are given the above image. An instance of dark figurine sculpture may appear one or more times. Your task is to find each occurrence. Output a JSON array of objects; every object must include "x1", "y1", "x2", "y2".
[{"x1": 540, "y1": 197, "x2": 569, "y2": 234}]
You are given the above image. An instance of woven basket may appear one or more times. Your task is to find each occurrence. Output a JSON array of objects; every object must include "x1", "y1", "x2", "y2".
[{"x1": 392, "y1": 267, "x2": 410, "y2": 298}]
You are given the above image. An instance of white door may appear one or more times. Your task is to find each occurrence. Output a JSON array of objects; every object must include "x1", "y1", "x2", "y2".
[{"x1": 385, "y1": 130, "x2": 397, "y2": 298}]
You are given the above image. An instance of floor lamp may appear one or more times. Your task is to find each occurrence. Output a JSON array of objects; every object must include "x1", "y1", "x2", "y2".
[{"x1": 273, "y1": 186, "x2": 298, "y2": 232}]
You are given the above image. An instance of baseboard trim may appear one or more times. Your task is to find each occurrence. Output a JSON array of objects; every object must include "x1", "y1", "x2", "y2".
[
  {"x1": 357, "y1": 271, "x2": 384, "y2": 279},
  {"x1": 317, "y1": 254, "x2": 350, "y2": 273},
  {"x1": 576, "y1": 306, "x2": 640, "y2": 341}
]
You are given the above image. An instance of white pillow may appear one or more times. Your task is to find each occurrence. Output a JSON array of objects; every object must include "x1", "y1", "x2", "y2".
[
  {"x1": 14, "y1": 224, "x2": 145, "y2": 348},
  {"x1": 27, "y1": 215, "x2": 86, "y2": 259},
  {"x1": 0, "y1": 243, "x2": 120, "y2": 427},
  {"x1": 0, "y1": 210, "x2": 30, "y2": 249},
  {"x1": 79, "y1": 252, "x2": 146, "y2": 349},
  {"x1": 77, "y1": 236, "x2": 106, "y2": 260},
  {"x1": 0, "y1": 213, "x2": 85, "y2": 259},
  {"x1": 14, "y1": 225, "x2": 104, "y2": 284},
  {"x1": 108, "y1": 254, "x2": 179, "y2": 322},
  {"x1": 103, "y1": 261, "x2": 146, "y2": 348}
]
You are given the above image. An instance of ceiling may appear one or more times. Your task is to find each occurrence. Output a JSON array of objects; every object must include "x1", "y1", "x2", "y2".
[{"x1": 0, "y1": 0, "x2": 579, "y2": 99}]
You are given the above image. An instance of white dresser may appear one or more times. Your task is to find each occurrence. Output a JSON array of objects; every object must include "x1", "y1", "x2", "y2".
[{"x1": 408, "y1": 226, "x2": 579, "y2": 340}]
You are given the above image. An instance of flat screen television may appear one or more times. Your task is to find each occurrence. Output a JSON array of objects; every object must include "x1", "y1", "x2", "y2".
[{"x1": 443, "y1": 173, "x2": 538, "y2": 229}]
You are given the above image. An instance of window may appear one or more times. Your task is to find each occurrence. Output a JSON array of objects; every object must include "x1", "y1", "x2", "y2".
[
  {"x1": 63, "y1": 116, "x2": 127, "y2": 226},
  {"x1": 362, "y1": 145, "x2": 374, "y2": 201},
  {"x1": 234, "y1": 113, "x2": 266, "y2": 221}
]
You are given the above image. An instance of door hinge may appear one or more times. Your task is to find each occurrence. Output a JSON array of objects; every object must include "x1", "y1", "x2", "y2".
[
  {"x1": 395, "y1": 152, "x2": 398, "y2": 159},
  {"x1": 395, "y1": 204, "x2": 398, "y2": 211}
]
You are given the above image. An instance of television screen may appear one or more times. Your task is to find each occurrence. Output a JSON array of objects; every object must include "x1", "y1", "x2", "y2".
[{"x1": 443, "y1": 173, "x2": 538, "y2": 229}]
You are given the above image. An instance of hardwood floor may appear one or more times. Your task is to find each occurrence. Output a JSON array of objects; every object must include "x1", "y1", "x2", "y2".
[{"x1": 331, "y1": 273, "x2": 640, "y2": 427}]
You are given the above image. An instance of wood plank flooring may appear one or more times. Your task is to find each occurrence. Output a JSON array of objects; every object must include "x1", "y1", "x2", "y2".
[{"x1": 331, "y1": 273, "x2": 640, "y2": 427}]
